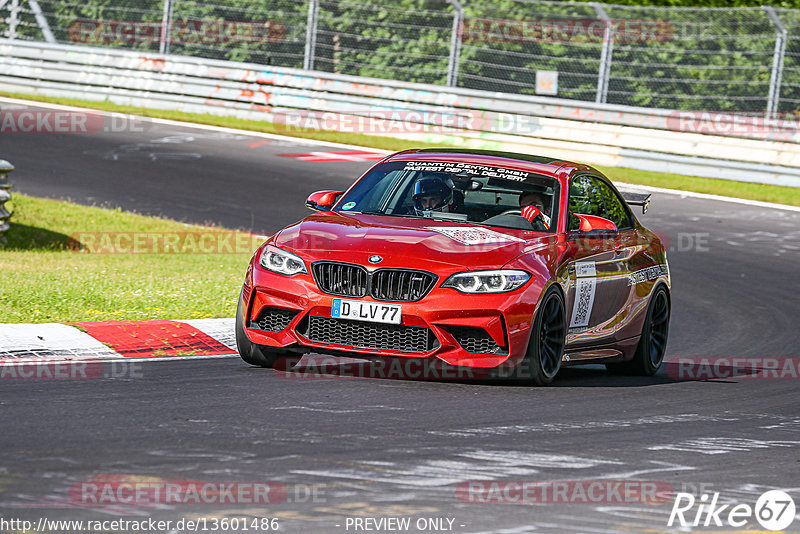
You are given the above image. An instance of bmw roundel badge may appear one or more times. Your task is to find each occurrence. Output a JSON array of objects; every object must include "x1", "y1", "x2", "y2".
[{"x1": 368, "y1": 255, "x2": 383, "y2": 264}]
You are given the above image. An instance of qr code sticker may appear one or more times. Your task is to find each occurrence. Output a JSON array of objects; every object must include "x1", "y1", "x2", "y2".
[{"x1": 570, "y1": 278, "x2": 596, "y2": 328}]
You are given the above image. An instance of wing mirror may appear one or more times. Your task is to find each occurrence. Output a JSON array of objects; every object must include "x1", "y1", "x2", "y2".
[
  {"x1": 572, "y1": 214, "x2": 618, "y2": 233},
  {"x1": 305, "y1": 190, "x2": 344, "y2": 211}
]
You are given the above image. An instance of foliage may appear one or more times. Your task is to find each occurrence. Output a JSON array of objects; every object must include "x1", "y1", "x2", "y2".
[{"x1": 5, "y1": 0, "x2": 800, "y2": 111}]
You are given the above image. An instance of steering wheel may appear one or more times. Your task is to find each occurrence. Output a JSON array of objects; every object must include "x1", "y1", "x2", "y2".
[
  {"x1": 499, "y1": 209, "x2": 523, "y2": 217},
  {"x1": 498, "y1": 209, "x2": 548, "y2": 231}
]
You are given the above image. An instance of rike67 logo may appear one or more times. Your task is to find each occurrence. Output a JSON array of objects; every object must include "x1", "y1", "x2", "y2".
[{"x1": 668, "y1": 490, "x2": 795, "y2": 531}]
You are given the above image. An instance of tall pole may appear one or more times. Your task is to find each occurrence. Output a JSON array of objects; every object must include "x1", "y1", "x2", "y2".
[
  {"x1": 8, "y1": 0, "x2": 19, "y2": 40},
  {"x1": 303, "y1": 0, "x2": 319, "y2": 71},
  {"x1": 446, "y1": 0, "x2": 464, "y2": 87},
  {"x1": 764, "y1": 6, "x2": 787, "y2": 119},
  {"x1": 592, "y1": 2, "x2": 614, "y2": 104},
  {"x1": 160, "y1": 0, "x2": 174, "y2": 54},
  {"x1": 27, "y1": 0, "x2": 56, "y2": 43}
]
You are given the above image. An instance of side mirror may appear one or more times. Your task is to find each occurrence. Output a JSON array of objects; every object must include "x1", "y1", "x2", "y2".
[
  {"x1": 305, "y1": 190, "x2": 344, "y2": 211},
  {"x1": 573, "y1": 214, "x2": 618, "y2": 233}
]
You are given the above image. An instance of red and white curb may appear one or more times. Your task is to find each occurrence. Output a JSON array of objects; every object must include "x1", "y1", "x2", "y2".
[{"x1": 0, "y1": 318, "x2": 237, "y2": 363}]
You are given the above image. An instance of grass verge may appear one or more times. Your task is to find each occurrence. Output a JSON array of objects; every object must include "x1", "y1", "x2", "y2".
[
  {"x1": 3, "y1": 91, "x2": 800, "y2": 207},
  {"x1": 0, "y1": 194, "x2": 261, "y2": 323}
]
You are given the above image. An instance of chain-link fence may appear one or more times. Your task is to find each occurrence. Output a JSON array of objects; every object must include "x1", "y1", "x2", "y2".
[{"x1": 3, "y1": 0, "x2": 800, "y2": 114}]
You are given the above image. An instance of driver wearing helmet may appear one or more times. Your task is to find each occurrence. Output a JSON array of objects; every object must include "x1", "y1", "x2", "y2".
[{"x1": 412, "y1": 175, "x2": 455, "y2": 215}]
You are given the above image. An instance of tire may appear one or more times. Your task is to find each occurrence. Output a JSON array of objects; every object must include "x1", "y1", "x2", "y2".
[
  {"x1": 606, "y1": 285, "x2": 670, "y2": 376},
  {"x1": 235, "y1": 293, "x2": 280, "y2": 368},
  {"x1": 520, "y1": 287, "x2": 567, "y2": 386}
]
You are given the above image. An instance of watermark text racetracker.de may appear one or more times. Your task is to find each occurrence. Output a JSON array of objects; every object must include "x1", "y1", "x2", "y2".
[
  {"x1": 666, "y1": 356, "x2": 800, "y2": 380},
  {"x1": 68, "y1": 19, "x2": 286, "y2": 45},
  {"x1": 69, "y1": 473, "x2": 324, "y2": 507},
  {"x1": 72, "y1": 478, "x2": 285, "y2": 506},
  {"x1": 68, "y1": 229, "x2": 704, "y2": 258},
  {"x1": 0, "y1": 360, "x2": 143, "y2": 380},
  {"x1": 460, "y1": 18, "x2": 673, "y2": 43},
  {"x1": 457, "y1": 480, "x2": 673, "y2": 504},
  {"x1": 273, "y1": 355, "x2": 551, "y2": 381},
  {"x1": 0, "y1": 108, "x2": 150, "y2": 134},
  {"x1": 0, "y1": 517, "x2": 280, "y2": 532},
  {"x1": 272, "y1": 109, "x2": 613, "y2": 136},
  {"x1": 69, "y1": 232, "x2": 263, "y2": 254},
  {"x1": 274, "y1": 355, "x2": 477, "y2": 381},
  {"x1": 668, "y1": 110, "x2": 800, "y2": 141}
]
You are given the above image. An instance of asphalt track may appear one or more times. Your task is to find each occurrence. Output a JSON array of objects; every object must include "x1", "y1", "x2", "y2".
[{"x1": 2, "y1": 100, "x2": 800, "y2": 533}]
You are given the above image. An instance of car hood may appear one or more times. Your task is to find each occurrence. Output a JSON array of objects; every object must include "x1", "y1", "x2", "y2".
[{"x1": 273, "y1": 212, "x2": 553, "y2": 271}]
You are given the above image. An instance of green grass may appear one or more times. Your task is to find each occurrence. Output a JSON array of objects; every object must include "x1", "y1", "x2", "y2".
[
  {"x1": 0, "y1": 194, "x2": 262, "y2": 323},
  {"x1": 3, "y1": 91, "x2": 799, "y2": 207},
  {"x1": 596, "y1": 166, "x2": 800, "y2": 206}
]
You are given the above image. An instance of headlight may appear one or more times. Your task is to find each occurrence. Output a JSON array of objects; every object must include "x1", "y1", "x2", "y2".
[
  {"x1": 442, "y1": 269, "x2": 530, "y2": 294},
  {"x1": 259, "y1": 245, "x2": 307, "y2": 276}
]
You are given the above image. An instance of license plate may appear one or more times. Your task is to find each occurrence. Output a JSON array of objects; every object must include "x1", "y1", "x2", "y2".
[{"x1": 331, "y1": 298, "x2": 402, "y2": 325}]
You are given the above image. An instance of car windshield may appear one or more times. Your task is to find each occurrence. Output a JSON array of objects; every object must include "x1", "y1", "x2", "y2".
[{"x1": 333, "y1": 160, "x2": 560, "y2": 232}]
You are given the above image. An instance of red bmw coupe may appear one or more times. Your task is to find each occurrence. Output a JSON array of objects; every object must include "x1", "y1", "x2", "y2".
[{"x1": 236, "y1": 149, "x2": 670, "y2": 385}]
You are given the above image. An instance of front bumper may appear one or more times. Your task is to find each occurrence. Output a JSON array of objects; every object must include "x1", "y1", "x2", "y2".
[{"x1": 241, "y1": 260, "x2": 545, "y2": 369}]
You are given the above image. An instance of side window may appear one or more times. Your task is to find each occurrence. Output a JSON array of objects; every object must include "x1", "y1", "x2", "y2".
[
  {"x1": 568, "y1": 175, "x2": 604, "y2": 230},
  {"x1": 596, "y1": 180, "x2": 632, "y2": 229}
]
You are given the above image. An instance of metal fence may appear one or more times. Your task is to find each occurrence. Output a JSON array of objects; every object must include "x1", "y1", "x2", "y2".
[{"x1": 3, "y1": 0, "x2": 800, "y2": 114}]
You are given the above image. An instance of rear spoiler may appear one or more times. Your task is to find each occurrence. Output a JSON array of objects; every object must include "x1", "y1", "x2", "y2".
[{"x1": 622, "y1": 192, "x2": 651, "y2": 214}]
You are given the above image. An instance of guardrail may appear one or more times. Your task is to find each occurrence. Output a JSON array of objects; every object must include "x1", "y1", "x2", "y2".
[{"x1": 1, "y1": 39, "x2": 800, "y2": 188}]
